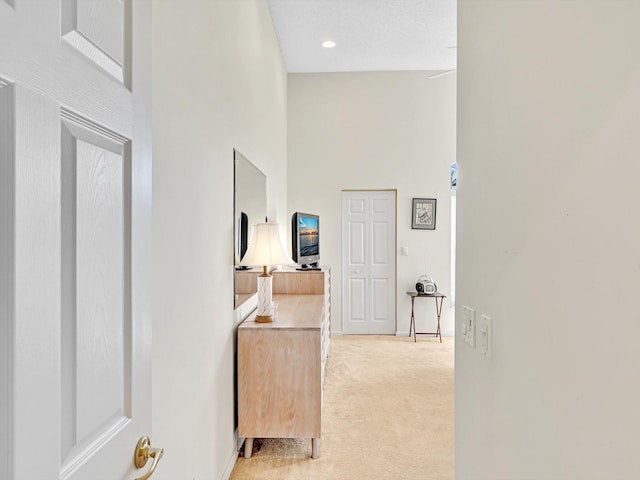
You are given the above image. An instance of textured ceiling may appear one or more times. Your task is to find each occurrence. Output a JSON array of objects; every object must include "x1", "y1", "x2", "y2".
[{"x1": 267, "y1": 0, "x2": 457, "y2": 73}]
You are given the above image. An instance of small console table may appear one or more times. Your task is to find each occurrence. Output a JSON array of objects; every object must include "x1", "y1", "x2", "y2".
[{"x1": 406, "y1": 291, "x2": 446, "y2": 343}]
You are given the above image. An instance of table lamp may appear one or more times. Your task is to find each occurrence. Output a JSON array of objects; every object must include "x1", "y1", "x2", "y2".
[{"x1": 239, "y1": 222, "x2": 292, "y2": 322}]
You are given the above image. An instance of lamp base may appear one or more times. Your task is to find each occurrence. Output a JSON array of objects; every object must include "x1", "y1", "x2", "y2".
[
  {"x1": 255, "y1": 314, "x2": 273, "y2": 323},
  {"x1": 255, "y1": 267, "x2": 273, "y2": 323}
]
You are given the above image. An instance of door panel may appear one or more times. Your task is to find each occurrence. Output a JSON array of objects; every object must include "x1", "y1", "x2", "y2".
[
  {"x1": 62, "y1": 0, "x2": 127, "y2": 83},
  {"x1": 349, "y1": 278, "x2": 366, "y2": 323},
  {"x1": 349, "y1": 221, "x2": 365, "y2": 265},
  {"x1": 372, "y1": 278, "x2": 389, "y2": 320},
  {"x1": 342, "y1": 191, "x2": 396, "y2": 334},
  {"x1": 74, "y1": 140, "x2": 127, "y2": 442},
  {"x1": 372, "y1": 197, "x2": 389, "y2": 214},
  {"x1": 372, "y1": 221, "x2": 388, "y2": 265},
  {"x1": 61, "y1": 114, "x2": 133, "y2": 474},
  {"x1": 348, "y1": 198, "x2": 365, "y2": 214}
]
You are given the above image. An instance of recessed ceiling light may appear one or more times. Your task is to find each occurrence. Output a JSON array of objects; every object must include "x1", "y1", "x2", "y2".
[{"x1": 322, "y1": 40, "x2": 336, "y2": 48}]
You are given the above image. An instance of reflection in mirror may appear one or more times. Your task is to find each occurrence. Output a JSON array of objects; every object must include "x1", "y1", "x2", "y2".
[{"x1": 234, "y1": 149, "x2": 267, "y2": 309}]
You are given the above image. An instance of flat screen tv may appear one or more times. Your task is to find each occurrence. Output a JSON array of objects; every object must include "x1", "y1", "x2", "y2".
[{"x1": 291, "y1": 212, "x2": 320, "y2": 269}]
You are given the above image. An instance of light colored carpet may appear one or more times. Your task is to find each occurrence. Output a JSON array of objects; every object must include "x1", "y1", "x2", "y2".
[{"x1": 230, "y1": 335, "x2": 454, "y2": 480}]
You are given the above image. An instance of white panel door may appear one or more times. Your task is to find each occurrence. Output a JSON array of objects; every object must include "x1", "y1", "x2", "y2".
[
  {"x1": 342, "y1": 191, "x2": 396, "y2": 334},
  {"x1": 0, "y1": 2, "x2": 152, "y2": 480}
]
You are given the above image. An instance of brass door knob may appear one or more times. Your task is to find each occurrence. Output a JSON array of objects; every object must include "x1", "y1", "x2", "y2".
[{"x1": 134, "y1": 436, "x2": 164, "y2": 480}]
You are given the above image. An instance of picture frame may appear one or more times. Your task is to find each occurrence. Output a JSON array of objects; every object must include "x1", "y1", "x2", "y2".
[{"x1": 412, "y1": 198, "x2": 437, "y2": 230}]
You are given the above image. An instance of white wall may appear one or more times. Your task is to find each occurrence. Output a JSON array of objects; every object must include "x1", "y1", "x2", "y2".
[
  {"x1": 288, "y1": 72, "x2": 456, "y2": 336},
  {"x1": 457, "y1": 1, "x2": 640, "y2": 478},
  {"x1": 152, "y1": 1, "x2": 287, "y2": 479}
]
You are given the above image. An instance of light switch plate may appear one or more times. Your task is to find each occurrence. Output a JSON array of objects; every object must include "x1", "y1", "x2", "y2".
[
  {"x1": 480, "y1": 314, "x2": 492, "y2": 359},
  {"x1": 462, "y1": 306, "x2": 476, "y2": 347}
]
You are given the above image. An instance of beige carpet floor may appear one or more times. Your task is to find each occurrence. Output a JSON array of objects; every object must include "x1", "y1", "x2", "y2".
[{"x1": 230, "y1": 335, "x2": 454, "y2": 480}]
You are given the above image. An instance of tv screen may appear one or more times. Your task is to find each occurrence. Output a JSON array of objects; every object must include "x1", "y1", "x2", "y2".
[{"x1": 292, "y1": 212, "x2": 320, "y2": 268}]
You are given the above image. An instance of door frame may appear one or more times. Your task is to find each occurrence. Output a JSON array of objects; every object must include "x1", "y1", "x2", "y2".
[{"x1": 341, "y1": 189, "x2": 398, "y2": 334}]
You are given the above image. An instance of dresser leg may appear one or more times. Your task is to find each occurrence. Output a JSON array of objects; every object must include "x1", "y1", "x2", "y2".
[
  {"x1": 244, "y1": 438, "x2": 254, "y2": 458},
  {"x1": 311, "y1": 438, "x2": 320, "y2": 459}
]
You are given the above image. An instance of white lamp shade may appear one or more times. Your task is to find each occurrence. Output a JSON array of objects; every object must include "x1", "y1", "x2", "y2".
[{"x1": 239, "y1": 223, "x2": 293, "y2": 267}]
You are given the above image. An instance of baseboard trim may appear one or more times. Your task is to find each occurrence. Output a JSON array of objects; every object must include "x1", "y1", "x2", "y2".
[
  {"x1": 331, "y1": 331, "x2": 343, "y2": 336},
  {"x1": 220, "y1": 443, "x2": 238, "y2": 480}
]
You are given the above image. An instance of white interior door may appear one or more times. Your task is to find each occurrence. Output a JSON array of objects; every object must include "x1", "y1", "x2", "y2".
[
  {"x1": 0, "y1": 2, "x2": 152, "y2": 480},
  {"x1": 342, "y1": 191, "x2": 396, "y2": 334}
]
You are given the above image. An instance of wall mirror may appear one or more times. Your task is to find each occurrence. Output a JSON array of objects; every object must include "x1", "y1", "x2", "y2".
[{"x1": 234, "y1": 149, "x2": 266, "y2": 309}]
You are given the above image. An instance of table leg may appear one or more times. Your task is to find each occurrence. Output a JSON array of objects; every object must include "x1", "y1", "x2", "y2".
[
  {"x1": 244, "y1": 438, "x2": 254, "y2": 458},
  {"x1": 312, "y1": 438, "x2": 320, "y2": 459},
  {"x1": 410, "y1": 297, "x2": 416, "y2": 342},
  {"x1": 435, "y1": 296, "x2": 444, "y2": 343}
]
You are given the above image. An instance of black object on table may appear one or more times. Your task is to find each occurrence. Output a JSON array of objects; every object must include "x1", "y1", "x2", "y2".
[{"x1": 406, "y1": 291, "x2": 446, "y2": 343}]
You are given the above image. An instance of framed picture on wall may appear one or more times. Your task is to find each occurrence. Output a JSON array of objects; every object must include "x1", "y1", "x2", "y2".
[{"x1": 412, "y1": 198, "x2": 437, "y2": 230}]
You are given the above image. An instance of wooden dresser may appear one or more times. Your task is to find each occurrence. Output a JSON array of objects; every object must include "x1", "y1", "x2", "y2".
[{"x1": 238, "y1": 267, "x2": 330, "y2": 459}]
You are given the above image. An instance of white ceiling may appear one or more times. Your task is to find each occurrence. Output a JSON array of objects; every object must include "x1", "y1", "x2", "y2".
[{"x1": 267, "y1": 0, "x2": 457, "y2": 73}]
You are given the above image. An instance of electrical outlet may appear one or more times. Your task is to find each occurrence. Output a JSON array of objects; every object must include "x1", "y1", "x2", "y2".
[{"x1": 462, "y1": 306, "x2": 476, "y2": 347}]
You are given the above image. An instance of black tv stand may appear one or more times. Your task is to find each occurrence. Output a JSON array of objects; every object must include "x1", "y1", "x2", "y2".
[{"x1": 296, "y1": 263, "x2": 321, "y2": 271}]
